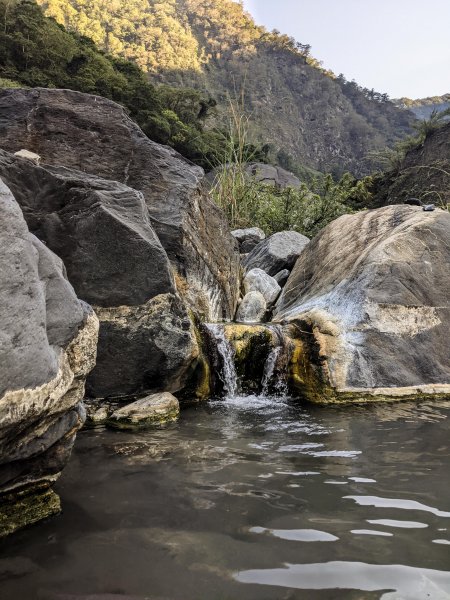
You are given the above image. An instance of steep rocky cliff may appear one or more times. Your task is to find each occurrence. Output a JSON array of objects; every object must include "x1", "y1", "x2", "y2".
[{"x1": 0, "y1": 179, "x2": 99, "y2": 537}]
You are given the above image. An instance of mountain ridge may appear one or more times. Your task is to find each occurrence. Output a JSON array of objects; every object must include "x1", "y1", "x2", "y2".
[{"x1": 36, "y1": 0, "x2": 414, "y2": 176}]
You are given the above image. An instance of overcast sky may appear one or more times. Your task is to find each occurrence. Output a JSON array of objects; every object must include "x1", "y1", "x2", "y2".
[{"x1": 242, "y1": 0, "x2": 450, "y2": 99}]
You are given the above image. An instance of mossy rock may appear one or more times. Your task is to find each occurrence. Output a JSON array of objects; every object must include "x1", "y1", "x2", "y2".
[
  {"x1": 0, "y1": 483, "x2": 61, "y2": 538},
  {"x1": 106, "y1": 393, "x2": 180, "y2": 431}
]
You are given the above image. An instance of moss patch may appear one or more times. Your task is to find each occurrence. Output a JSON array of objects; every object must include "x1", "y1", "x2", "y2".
[{"x1": 0, "y1": 483, "x2": 61, "y2": 538}]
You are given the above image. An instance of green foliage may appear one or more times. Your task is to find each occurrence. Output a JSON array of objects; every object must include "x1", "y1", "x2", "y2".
[
  {"x1": 212, "y1": 171, "x2": 360, "y2": 238},
  {"x1": 366, "y1": 108, "x2": 450, "y2": 173},
  {"x1": 0, "y1": 0, "x2": 222, "y2": 167}
]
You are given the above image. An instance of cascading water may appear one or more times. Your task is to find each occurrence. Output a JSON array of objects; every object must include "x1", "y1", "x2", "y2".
[
  {"x1": 261, "y1": 325, "x2": 291, "y2": 396},
  {"x1": 205, "y1": 323, "x2": 292, "y2": 400},
  {"x1": 205, "y1": 324, "x2": 239, "y2": 398}
]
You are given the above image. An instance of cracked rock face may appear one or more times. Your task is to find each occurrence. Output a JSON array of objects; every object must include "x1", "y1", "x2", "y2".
[
  {"x1": 0, "y1": 179, "x2": 99, "y2": 537},
  {"x1": 0, "y1": 87, "x2": 240, "y2": 321},
  {"x1": 275, "y1": 205, "x2": 450, "y2": 402},
  {"x1": 0, "y1": 150, "x2": 198, "y2": 399}
]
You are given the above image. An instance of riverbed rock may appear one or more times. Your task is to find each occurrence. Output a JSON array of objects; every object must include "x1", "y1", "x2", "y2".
[
  {"x1": 235, "y1": 291, "x2": 267, "y2": 323},
  {"x1": 243, "y1": 268, "x2": 281, "y2": 306},
  {"x1": 0, "y1": 179, "x2": 99, "y2": 537},
  {"x1": 0, "y1": 150, "x2": 199, "y2": 399},
  {"x1": 107, "y1": 393, "x2": 180, "y2": 430},
  {"x1": 231, "y1": 227, "x2": 265, "y2": 253},
  {"x1": 273, "y1": 269, "x2": 290, "y2": 287},
  {"x1": 275, "y1": 205, "x2": 450, "y2": 403},
  {"x1": 243, "y1": 231, "x2": 310, "y2": 276},
  {"x1": 0, "y1": 87, "x2": 240, "y2": 321}
]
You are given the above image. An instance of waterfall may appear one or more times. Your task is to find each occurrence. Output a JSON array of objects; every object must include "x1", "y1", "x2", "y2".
[
  {"x1": 261, "y1": 325, "x2": 290, "y2": 396},
  {"x1": 205, "y1": 324, "x2": 239, "y2": 398}
]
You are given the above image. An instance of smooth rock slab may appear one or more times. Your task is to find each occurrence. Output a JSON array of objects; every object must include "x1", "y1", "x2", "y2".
[
  {"x1": 243, "y1": 268, "x2": 281, "y2": 306},
  {"x1": 231, "y1": 227, "x2": 265, "y2": 253},
  {"x1": 235, "y1": 291, "x2": 267, "y2": 323},
  {"x1": 275, "y1": 205, "x2": 450, "y2": 402},
  {"x1": 107, "y1": 393, "x2": 180, "y2": 430},
  {"x1": 243, "y1": 231, "x2": 310, "y2": 276}
]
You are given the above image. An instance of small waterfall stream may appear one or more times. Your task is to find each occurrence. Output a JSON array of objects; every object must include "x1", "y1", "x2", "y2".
[
  {"x1": 205, "y1": 324, "x2": 239, "y2": 398},
  {"x1": 205, "y1": 323, "x2": 292, "y2": 399},
  {"x1": 261, "y1": 325, "x2": 290, "y2": 397}
]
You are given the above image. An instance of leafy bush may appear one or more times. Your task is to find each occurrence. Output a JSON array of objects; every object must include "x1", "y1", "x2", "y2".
[{"x1": 211, "y1": 169, "x2": 370, "y2": 238}]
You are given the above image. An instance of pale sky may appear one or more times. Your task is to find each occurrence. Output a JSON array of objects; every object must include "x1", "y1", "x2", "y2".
[{"x1": 242, "y1": 0, "x2": 450, "y2": 99}]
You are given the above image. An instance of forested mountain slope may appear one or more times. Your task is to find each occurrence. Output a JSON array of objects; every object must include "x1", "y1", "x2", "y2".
[
  {"x1": 37, "y1": 0, "x2": 414, "y2": 176},
  {"x1": 395, "y1": 94, "x2": 450, "y2": 120},
  {"x1": 0, "y1": 0, "x2": 228, "y2": 167}
]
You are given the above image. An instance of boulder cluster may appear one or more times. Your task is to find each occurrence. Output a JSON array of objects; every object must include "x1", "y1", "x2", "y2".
[
  {"x1": 1, "y1": 87, "x2": 450, "y2": 537},
  {"x1": 0, "y1": 87, "x2": 240, "y2": 536},
  {"x1": 232, "y1": 228, "x2": 309, "y2": 323}
]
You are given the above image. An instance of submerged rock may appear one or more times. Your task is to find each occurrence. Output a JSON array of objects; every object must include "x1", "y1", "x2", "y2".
[
  {"x1": 0, "y1": 150, "x2": 198, "y2": 399},
  {"x1": 235, "y1": 291, "x2": 267, "y2": 323},
  {"x1": 243, "y1": 231, "x2": 309, "y2": 276},
  {"x1": 107, "y1": 393, "x2": 180, "y2": 430},
  {"x1": 0, "y1": 87, "x2": 240, "y2": 321},
  {"x1": 243, "y1": 268, "x2": 281, "y2": 306},
  {"x1": 275, "y1": 205, "x2": 450, "y2": 403},
  {"x1": 0, "y1": 179, "x2": 99, "y2": 537},
  {"x1": 231, "y1": 227, "x2": 265, "y2": 253}
]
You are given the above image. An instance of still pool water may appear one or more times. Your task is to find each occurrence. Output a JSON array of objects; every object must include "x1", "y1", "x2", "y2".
[{"x1": 1, "y1": 396, "x2": 450, "y2": 600}]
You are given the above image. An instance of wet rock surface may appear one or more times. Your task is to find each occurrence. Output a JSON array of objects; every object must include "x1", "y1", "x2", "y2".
[
  {"x1": 107, "y1": 393, "x2": 180, "y2": 430},
  {"x1": 0, "y1": 179, "x2": 99, "y2": 536},
  {"x1": 243, "y1": 231, "x2": 310, "y2": 276},
  {"x1": 275, "y1": 205, "x2": 450, "y2": 401},
  {"x1": 0, "y1": 88, "x2": 240, "y2": 321}
]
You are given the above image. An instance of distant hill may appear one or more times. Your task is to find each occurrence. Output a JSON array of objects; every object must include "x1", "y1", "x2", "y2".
[
  {"x1": 362, "y1": 120, "x2": 450, "y2": 208},
  {"x1": 395, "y1": 94, "x2": 450, "y2": 120},
  {"x1": 36, "y1": 0, "x2": 414, "y2": 176}
]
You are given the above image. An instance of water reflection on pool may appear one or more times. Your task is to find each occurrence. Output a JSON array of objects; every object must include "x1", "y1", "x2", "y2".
[{"x1": 1, "y1": 395, "x2": 450, "y2": 600}]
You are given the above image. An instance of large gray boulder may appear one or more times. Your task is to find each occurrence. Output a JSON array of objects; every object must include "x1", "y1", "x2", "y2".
[
  {"x1": 0, "y1": 150, "x2": 199, "y2": 399},
  {"x1": 236, "y1": 292, "x2": 267, "y2": 323},
  {"x1": 0, "y1": 179, "x2": 99, "y2": 537},
  {"x1": 0, "y1": 88, "x2": 240, "y2": 321},
  {"x1": 243, "y1": 268, "x2": 281, "y2": 306},
  {"x1": 275, "y1": 205, "x2": 450, "y2": 403},
  {"x1": 243, "y1": 231, "x2": 310, "y2": 276},
  {"x1": 231, "y1": 227, "x2": 265, "y2": 253}
]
